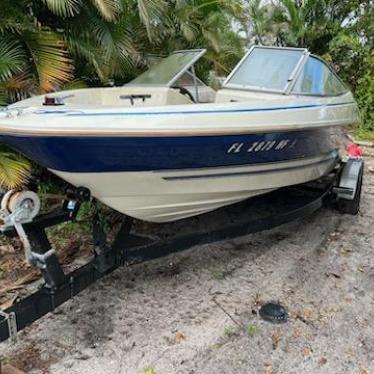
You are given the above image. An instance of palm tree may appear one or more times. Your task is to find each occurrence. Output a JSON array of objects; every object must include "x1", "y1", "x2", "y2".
[
  {"x1": 270, "y1": 0, "x2": 359, "y2": 54},
  {"x1": 239, "y1": 0, "x2": 274, "y2": 45},
  {"x1": 159, "y1": 1, "x2": 244, "y2": 76},
  {"x1": 0, "y1": 0, "x2": 125, "y2": 189},
  {"x1": 0, "y1": 0, "x2": 78, "y2": 189},
  {"x1": 1, "y1": 0, "x2": 242, "y2": 95},
  {"x1": 0, "y1": 1, "x2": 75, "y2": 101}
]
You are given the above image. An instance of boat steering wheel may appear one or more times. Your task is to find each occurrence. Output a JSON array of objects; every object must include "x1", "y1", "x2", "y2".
[{"x1": 171, "y1": 85, "x2": 196, "y2": 103}]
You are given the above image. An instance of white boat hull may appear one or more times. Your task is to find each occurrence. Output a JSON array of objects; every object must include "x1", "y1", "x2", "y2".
[{"x1": 0, "y1": 88, "x2": 357, "y2": 223}]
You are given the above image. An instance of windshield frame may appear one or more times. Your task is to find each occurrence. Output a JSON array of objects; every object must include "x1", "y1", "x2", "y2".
[
  {"x1": 127, "y1": 49, "x2": 207, "y2": 88},
  {"x1": 223, "y1": 45, "x2": 310, "y2": 94}
]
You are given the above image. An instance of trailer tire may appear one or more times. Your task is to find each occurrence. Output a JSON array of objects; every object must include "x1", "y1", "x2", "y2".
[{"x1": 337, "y1": 163, "x2": 363, "y2": 215}]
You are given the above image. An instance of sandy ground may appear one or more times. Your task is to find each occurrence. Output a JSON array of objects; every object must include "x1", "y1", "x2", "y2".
[{"x1": 0, "y1": 156, "x2": 373, "y2": 374}]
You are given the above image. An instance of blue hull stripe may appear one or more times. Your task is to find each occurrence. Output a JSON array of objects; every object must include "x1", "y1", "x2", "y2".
[
  {"x1": 36, "y1": 101, "x2": 355, "y2": 117},
  {"x1": 0, "y1": 128, "x2": 336, "y2": 173}
]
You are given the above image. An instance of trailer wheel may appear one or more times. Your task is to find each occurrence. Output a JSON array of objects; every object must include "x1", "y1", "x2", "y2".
[{"x1": 337, "y1": 162, "x2": 363, "y2": 215}]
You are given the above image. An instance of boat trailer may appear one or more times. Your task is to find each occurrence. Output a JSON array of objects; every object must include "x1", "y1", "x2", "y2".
[{"x1": 0, "y1": 158, "x2": 364, "y2": 343}]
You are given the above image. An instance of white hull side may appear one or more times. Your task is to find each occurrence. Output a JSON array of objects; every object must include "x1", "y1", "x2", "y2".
[{"x1": 52, "y1": 152, "x2": 337, "y2": 222}]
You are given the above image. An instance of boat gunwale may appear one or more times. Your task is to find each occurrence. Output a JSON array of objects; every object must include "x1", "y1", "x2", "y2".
[
  {"x1": 0, "y1": 119, "x2": 355, "y2": 138},
  {"x1": 0, "y1": 101, "x2": 357, "y2": 137}
]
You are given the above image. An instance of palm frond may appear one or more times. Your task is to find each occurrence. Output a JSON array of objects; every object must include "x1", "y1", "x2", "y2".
[
  {"x1": 43, "y1": 0, "x2": 82, "y2": 17},
  {"x1": 1, "y1": 72, "x2": 33, "y2": 103},
  {"x1": 137, "y1": 0, "x2": 167, "y2": 41},
  {"x1": 85, "y1": 11, "x2": 138, "y2": 75},
  {"x1": 281, "y1": 0, "x2": 306, "y2": 45},
  {"x1": 63, "y1": 30, "x2": 106, "y2": 80},
  {"x1": 90, "y1": 0, "x2": 122, "y2": 21},
  {"x1": 23, "y1": 30, "x2": 73, "y2": 92},
  {"x1": 280, "y1": 0, "x2": 303, "y2": 31},
  {"x1": 0, "y1": 89, "x2": 6, "y2": 106},
  {"x1": 61, "y1": 79, "x2": 87, "y2": 90},
  {"x1": 0, "y1": 150, "x2": 31, "y2": 189},
  {"x1": 0, "y1": 37, "x2": 26, "y2": 82},
  {"x1": 180, "y1": 22, "x2": 199, "y2": 42},
  {"x1": 64, "y1": 30, "x2": 106, "y2": 79},
  {"x1": 0, "y1": 0, "x2": 30, "y2": 34}
]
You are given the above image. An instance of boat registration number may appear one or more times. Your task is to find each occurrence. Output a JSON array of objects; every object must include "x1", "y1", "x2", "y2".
[{"x1": 227, "y1": 139, "x2": 298, "y2": 154}]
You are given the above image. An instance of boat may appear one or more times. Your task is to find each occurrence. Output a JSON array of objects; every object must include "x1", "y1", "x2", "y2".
[{"x1": 0, "y1": 46, "x2": 359, "y2": 222}]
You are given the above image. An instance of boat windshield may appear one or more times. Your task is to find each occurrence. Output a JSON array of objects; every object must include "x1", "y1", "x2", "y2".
[
  {"x1": 128, "y1": 49, "x2": 206, "y2": 87},
  {"x1": 223, "y1": 46, "x2": 307, "y2": 93},
  {"x1": 291, "y1": 55, "x2": 347, "y2": 96}
]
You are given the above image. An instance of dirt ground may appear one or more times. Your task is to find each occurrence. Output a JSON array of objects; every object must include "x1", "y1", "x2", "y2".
[{"x1": 0, "y1": 153, "x2": 373, "y2": 374}]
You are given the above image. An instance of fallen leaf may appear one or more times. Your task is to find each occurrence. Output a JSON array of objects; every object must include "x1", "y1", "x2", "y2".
[
  {"x1": 0, "y1": 284, "x2": 24, "y2": 295},
  {"x1": 271, "y1": 329, "x2": 281, "y2": 350},
  {"x1": 0, "y1": 245, "x2": 15, "y2": 254},
  {"x1": 325, "y1": 272, "x2": 341, "y2": 279},
  {"x1": 302, "y1": 347, "x2": 311, "y2": 356},
  {"x1": 175, "y1": 332, "x2": 186, "y2": 343},
  {"x1": 319, "y1": 357, "x2": 327, "y2": 365},
  {"x1": 297, "y1": 308, "x2": 317, "y2": 324},
  {"x1": 340, "y1": 248, "x2": 353, "y2": 255},
  {"x1": 292, "y1": 327, "x2": 302, "y2": 338},
  {"x1": 0, "y1": 364, "x2": 26, "y2": 374},
  {"x1": 0, "y1": 293, "x2": 18, "y2": 310},
  {"x1": 254, "y1": 293, "x2": 263, "y2": 305},
  {"x1": 263, "y1": 362, "x2": 272, "y2": 374},
  {"x1": 0, "y1": 271, "x2": 39, "y2": 295}
]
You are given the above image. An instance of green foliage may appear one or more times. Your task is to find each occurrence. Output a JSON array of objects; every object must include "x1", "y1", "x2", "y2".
[
  {"x1": 0, "y1": 38, "x2": 25, "y2": 81},
  {"x1": 0, "y1": 0, "x2": 244, "y2": 95},
  {"x1": 211, "y1": 269, "x2": 225, "y2": 280},
  {"x1": 354, "y1": 55, "x2": 374, "y2": 138},
  {"x1": 247, "y1": 323, "x2": 257, "y2": 336},
  {"x1": 0, "y1": 90, "x2": 6, "y2": 106},
  {"x1": 224, "y1": 325, "x2": 239, "y2": 338},
  {"x1": 328, "y1": 33, "x2": 374, "y2": 138},
  {"x1": 0, "y1": 146, "x2": 31, "y2": 189},
  {"x1": 144, "y1": 368, "x2": 156, "y2": 374}
]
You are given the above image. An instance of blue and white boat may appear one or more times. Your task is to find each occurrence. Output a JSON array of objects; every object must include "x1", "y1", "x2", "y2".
[{"x1": 0, "y1": 46, "x2": 359, "y2": 222}]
